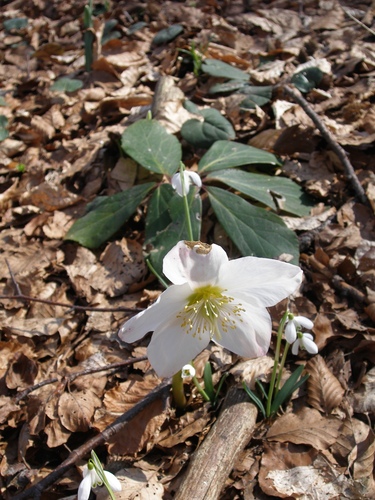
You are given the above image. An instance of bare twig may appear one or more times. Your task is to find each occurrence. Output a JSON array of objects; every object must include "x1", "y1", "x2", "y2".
[
  {"x1": 282, "y1": 84, "x2": 369, "y2": 206},
  {"x1": 341, "y1": 6, "x2": 375, "y2": 37},
  {"x1": 14, "y1": 356, "x2": 148, "y2": 403},
  {"x1": 12, "y1": 378, "x2": 171, "y2": 500}
]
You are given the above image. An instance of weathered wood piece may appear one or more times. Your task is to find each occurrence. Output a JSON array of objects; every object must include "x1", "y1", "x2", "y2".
[{"x1": 175, "y1": 385, "x2": 257, "y2": 500}]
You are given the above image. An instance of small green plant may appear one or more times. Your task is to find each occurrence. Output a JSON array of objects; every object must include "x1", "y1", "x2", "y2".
[
  {"x1": 243, "y1": 312, "x2": 317, "y2": 418},
  {"x1": 83, "y1": 0, "x2": 94, "y2": 71},
  {"x1": 179, "y1": 42, "x2": 204, "y2": 77}
]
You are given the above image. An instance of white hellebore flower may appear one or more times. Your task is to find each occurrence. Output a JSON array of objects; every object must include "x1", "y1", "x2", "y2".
[
  {"x1": 181, "y1": 364, "x2": 196, "y2": 378},
  {"x1": 291, "y1": 332, "x2": 318, "y2": 356},
  {"x1": 285, "y1": 314, "x2": 314, "y2": 344},
  {"x1": 119, "y1": 240, "x2": 303, "y2": 377},
  {"x1": 171, "y1": 170, "x2": 202, "y2": 196},
  {"x1": 78, "y1": 464, "x2": 122, "y2": 500}
]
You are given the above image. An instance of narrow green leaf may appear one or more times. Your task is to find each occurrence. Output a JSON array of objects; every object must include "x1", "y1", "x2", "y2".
[
  {"x1": 0, "y1": 115, "x2": 9, "y2": 142},
  {"x1": 242, "y1": 382, "x2": 266, "y2": 417},
  {"x1": 206, "y1": 186, "x2": 300, "y2": 263},
  {"x1": 270, "y1": 366, "x2": 308, "y2": 414},
  {"x1": 51, "y1": 78, "x2": 83, "y2": 93},
  {"x1": 201, "y1": 59, "x2": 249, "y2": 81},
  {"x1": 181, "y1": 109, "x2": 235, "y2": 149},
  {"x1": 152, "y1": 24, "x2": 183, "y2": 45},
  {"x1": 199, "y1": 140, "x2": 282, "y2": 173},
  {"x1": 206, "y1": 169, "x2": 313, "y2": 216},
  {"x1": 121, "y1": 119, "x2": 182, "y2": 175},
  {"x1": 65, "y1": 183, "x2": 155, "y2": 248},
  {"x1": 203, "y1": 363, "x2": 215, "y2": 402}
]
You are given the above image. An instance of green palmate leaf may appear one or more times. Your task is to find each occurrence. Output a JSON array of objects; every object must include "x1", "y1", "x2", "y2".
[
  {"x1": 121, "y1": 119, "x2": 182, "y2": 175},
  {"x1": 180, "y1": 108, "x2": 235, "y2": 149},
  {"x1": 146, "y1": 188, "x2": 202, "y2": 276},
  {"x1": 206, "y1": 186, "x2": 300, "y2": 263},
  {"x1": 199, "y1": 140, "x2": 281, "y2": 173},
  {"x1": 152, "y1": 24, "x2": 183, "y2": 45},
  {"x1": 65, "y1": 183, "x2": 155, "y2": 248},
  {"x1": 201, "y1": 59, "x2": 249, "y2": 81},
  {"x1": 145, "y1": 184, "x2": 175, "y2": 241},
  {"x1": 208, "y1": 83, "x2": 272, "y2": 110},
  {"x1": 0, "y1": 115, "x2": 9, "y2": 142},
  {"x1": 206, "y1": 169, "x2": 313, "y2": 216},
  {"x1": 127, "y1": 22, "x2": 147, "y2": 35},
  {"x1": 291, "y1": 67, "x2": 324, "y2": 93},
  {"x1": 51, "y1": 77, "x2": 83, "y2": 93},
  {"x1": 4, "y1": 18, "x2": 28, "y2": 32}
]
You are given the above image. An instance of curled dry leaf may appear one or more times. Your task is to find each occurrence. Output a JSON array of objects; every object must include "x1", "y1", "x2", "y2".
[
  {"x1": 5, "y1": 352, "x2": 38, "y2": 390},
  {"x1": 229, "y1": 356, "x2": 274, "y2": 389},
  {"x1": 305, "y1": 354, "x2": 345, "y2": 414},
  {"x1": 267, "y1": 407, "x2": 342, "y2": 451},
  {"x1": 349, "y1": 366, "x2": 375, "y2": 414}
]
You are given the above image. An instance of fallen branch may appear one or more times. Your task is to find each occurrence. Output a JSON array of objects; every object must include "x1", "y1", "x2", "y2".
[
  {"x1": 282, "y1": 84, "x2": 369, "y2": 206},
  {"x1": 12, "y1": 378, "x2": 171, "y2": 500},
  {"x1": 174, "y1": 385, "x2": 257, "y2": 500}
]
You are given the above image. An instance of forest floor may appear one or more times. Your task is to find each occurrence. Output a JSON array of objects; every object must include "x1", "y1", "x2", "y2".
[{"x1": 0, "y1": 0, "x2": 375, "y2": 499}]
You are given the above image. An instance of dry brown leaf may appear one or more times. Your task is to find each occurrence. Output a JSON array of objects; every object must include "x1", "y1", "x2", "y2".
[
  {"x1": 229, "y1": 356, "x2": 274, "y2": 389},
  {"x1": 5, "y1": 352, "x2": 38, "y2": 390},
  {"x1": 305, "y1": 354, "x2": 345, "y2": 414},
  {"x1": 349, "y1": 366, "x2": 375, "y2": 414},
  {"x1": 267, "y1": 407, "x2": 342, "y2": 451},
  {"x1": 44, "y1": 417, "x2": 72, "y2": 448},
  {"x1": 58, "y1": 390, "x2": 102, "y2": 432}
]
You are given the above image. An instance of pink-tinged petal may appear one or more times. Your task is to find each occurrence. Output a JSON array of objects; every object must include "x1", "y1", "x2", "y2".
[
  {"x1": 147, "y1": 316, "x2": 211, "y2": 377},
  {"x1": 294, "y1": 316, "x2": 314, "y2": 330},
  {"x1": 218, "y1": 257, "x2": 302, "y2": 307},
  {"x1": 215, "y1": 303, "x2": 271, "y2": 358},
  {"x1": 118, "y1": 284, "x2": 191, "y2": 343},
  {"x1": 302, "y1": 335, "x2": 318, "y2": 354},
  {"x1": 77, "y1": 473, "x2": 93, "y2": 500},
  {"x1": 163, "y1": 241, "x2": 228, "y2": 287},
  {"x1": 285, "y1": 321, "x2": 297, "y2": 343},
  {"x1": 104, "y1": 471, "x2": 122, "y2": 492}
]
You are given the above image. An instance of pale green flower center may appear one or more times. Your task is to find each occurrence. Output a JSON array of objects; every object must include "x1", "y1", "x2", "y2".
[{"x1": 177, "y1": 285, "x2": 244, "y2": 340}]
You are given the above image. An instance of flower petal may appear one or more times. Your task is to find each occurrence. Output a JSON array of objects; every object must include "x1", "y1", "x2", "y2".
[
  {"x1": 77, "y1": 474, "x2": 93, "y2": 500},
  {"x1": 291, "y1": 339, "x2": 300, "y2": 355},
  {"x1": 218, "y1": 257, "x2": 302, "y2": 307},
  {"x1": 171, "y1": 172, "x2": 185, "y2": 196},
  {"x1": 302, "y1": 335, "x2": 318, "y2": 354},
  {"x1": 104, "y1": 471, "x2": 122, "y2": 492},
  {"x1": 147, "y1": 316, "x2": 211, "y2": 377},
  {"x1": 285, "y1": 321, "x2": 297, "y2": 343},
  {"x1": 163, "y1": 241, "x2": 228, "y2": 287},
  {"x1": 215, "y1": 302, "x2": 271, "y2": 358},
  {"x1": 118, "y1": 283, "x2": 191, "y2": 343},
  {"x1": 187, "y1": 170, "x2": 202, "y2": 189},
  {"x1": 294, "y1": 316, "x2": 314, "y2": 330}
]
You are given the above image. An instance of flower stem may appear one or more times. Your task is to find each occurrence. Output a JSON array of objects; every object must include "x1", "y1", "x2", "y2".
[
  {"x1": 179, "y1": 163, "x2": 194, "y2": 241},
  {"x1": 275, "y1": 342, "x2": 290, "y2": 396},
  {"x1": 172, "y1": 371, "x2": 187, "y2": 409},
  {"x1": 146, "y1": 258, "x2": 169, "y2": 288},
  {"x1": 266, "y1": 311, "x2": 289, "y2": 417},
  {"x1": 90, "y1": 451, "x2": 116, "y2": 500}
]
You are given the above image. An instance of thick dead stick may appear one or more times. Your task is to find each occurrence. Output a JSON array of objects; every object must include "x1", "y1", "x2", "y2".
[
  {"x1": 12, "y1": 379, "x2": 171, "y2": 500},
  {"x1": 174, "y1": 385, "x2": 257, "y2": 500},
  {"x1": 282, "y1": 84, "x2": 369, "y2": 206}
]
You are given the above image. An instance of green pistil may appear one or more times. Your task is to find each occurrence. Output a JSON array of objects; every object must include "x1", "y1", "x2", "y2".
[{"x1": 178, "y1": 285, "x2": 244, "y2": 340}]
